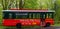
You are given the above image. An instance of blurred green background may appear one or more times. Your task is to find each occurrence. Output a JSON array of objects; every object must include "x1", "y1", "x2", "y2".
[{"x1": 0, "y1": 0, "x2": 60, "y2": 29}]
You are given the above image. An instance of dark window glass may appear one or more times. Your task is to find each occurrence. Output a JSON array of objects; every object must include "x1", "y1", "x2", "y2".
[
  {"x1": 16, "y1": 12, "x2": 28, "y2": 19},
  {"x1": 3, "y1": 12, "x2": 53, "y2": 19},
  {"x1": 3, "y1": 12, "x2": 16, "y2": 19},
  {"x1": 40, "y1": 13, "x2": 46, "y2": 19},
  {"x1": 46, "y1": 12, "x2": 53, "y2": 18},
  {"x1": 48, "y1": 13, "x2": 53, "y2": 18},
  {"x1": 28, "y1": 13, "x2": 40, "y2": 19},
  {"x1": 9, "y1": 13, "x2": 12, "y2": 19},
  {"x1": 33, "y1": 13, "x2": 40, "y2": 19},
  {"x1": 3, "y1": 12, "x2": 9, "y2": 19}
]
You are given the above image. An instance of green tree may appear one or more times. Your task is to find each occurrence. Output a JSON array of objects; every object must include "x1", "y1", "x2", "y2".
[{"x1": 1, "y1": 0, "x2": 19, "y2": 10}]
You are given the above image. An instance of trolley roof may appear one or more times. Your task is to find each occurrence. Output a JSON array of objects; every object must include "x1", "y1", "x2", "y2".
[{"x1": 2, "y1": 10, "x2": 55, "y2": 12}]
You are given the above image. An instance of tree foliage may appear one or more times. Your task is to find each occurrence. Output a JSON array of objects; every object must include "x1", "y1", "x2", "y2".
[{"x1": 1, "y1": 0, "x2": 18, "y2": 10}]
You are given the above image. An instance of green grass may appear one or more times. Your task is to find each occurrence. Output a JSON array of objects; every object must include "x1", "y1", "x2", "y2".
[
  {"x1": 0, "y1": 24, "x2": 60, "y2": 29},
  {"x1": 54, "y1": 24, "x2": 60, "y2": 26},
  {"x1": 0, "y1": 26, "x2": 5, "y2": 29},
  {"x1": 0, "y1": 25, "x2": 40, "y2": 29}
]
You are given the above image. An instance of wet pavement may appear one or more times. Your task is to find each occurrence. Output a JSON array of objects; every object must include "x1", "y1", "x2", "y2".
[{"x1": 4, "y1": 26, "x2": 60, "y2": 29}]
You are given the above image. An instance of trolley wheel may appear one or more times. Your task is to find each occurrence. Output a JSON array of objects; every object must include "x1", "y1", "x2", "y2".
[
  {"x1": 16, "y1": 23, "x2": 22, "y2": 29},
  {"x1": 44, "y1": 23, "x2": 50, "y2": 27}
]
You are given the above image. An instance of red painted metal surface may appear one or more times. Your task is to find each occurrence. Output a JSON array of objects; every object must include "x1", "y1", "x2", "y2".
[
  {"x1": 2, "y1": 18, "x2": 54, "y2": 26},
  {"x1": 45, "y1": 18, "x2": 54, "y2": 25},
  {"x1": 3, "y1": 19, "x2": 41, "y2": 26}
]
